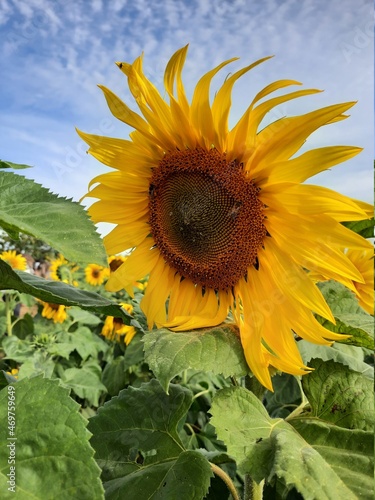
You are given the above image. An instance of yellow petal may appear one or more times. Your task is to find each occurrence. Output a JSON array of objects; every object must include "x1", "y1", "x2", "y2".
[{"x1": 106, "y1": 238, "x2": 159, "y2": 292}]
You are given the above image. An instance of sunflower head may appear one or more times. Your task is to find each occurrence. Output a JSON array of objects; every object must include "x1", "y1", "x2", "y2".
[
  {"x1": 1, "y1": 250, "x2": 27, "y2": 271},
  {"x1": 79, "y1": 46, "x2": 373, "y2": 390},
  {"x1": 84, "y1": 263, "x2": 109, "y2": 286},
  {"x1": 41, "y1": 302, "x2": 68, "y2": 324},
  {"x1": 101, "y1": 315, "x2": 136, "y2": 345}
]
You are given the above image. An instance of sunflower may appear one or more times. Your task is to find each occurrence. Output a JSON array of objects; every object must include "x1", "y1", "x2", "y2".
[
  {"x1": 101, "y1": 304, "x2": 136, "y2": 344},
  {"x1": 49, "y1": 255, "x2": 68, "y2": 281},
  {"x1": 78, "y1": 46, "x2": 373, "y2": 390},
  {"x1": 85, "y1": 263, "x2": 109, "y2": 286},
  {"x1": 41, "y1": 302, "x2": 67, "y2": 323},
  {"x1": 0, "y1": 250, "x2": 27, "y2": 271}
]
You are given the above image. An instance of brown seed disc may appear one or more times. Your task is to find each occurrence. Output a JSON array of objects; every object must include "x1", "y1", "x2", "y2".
[{"x1": 149, "y1": 148, "x2": 266, "y2": 290}]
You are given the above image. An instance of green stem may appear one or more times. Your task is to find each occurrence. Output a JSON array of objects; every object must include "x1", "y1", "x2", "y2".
[
  {"x1": 5, "y1": 293, "x2": 13, "y2": 336},
  {"x1": 209, "y1": 462, "x2": 240, "y2": 500},
  {"x1": 243, "y1": 375, "x2": 266, "y2": 500}
]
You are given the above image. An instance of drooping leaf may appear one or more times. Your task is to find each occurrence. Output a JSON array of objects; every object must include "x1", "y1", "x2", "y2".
[
  {"x1": 0, "y1": 376, "x2": 104, "y2": 500},
  {"x1": 0, "y1": 170, "x2": 106, "y2": 265},
  {"x1": 0, "y1": 259, "x2": 132, "y2": 323},
  {"x1": 302, "y1": 358, "x2": 374, "y2": 431},
  {"x1": 143, "y1": 325, "x2": 248, "y2": 392},
  {"x1": 298, "y1": 339, "x2": 373, "y2": 379},
  {"x1": 210, "y1": 386, "x2": 369, "y2": 499},
  {"x1": 88, "y1": 379, "x2": 212, "y2": 500},
  {"x1": 0, "y1": 160, "x2": 32, "y2": 170}
]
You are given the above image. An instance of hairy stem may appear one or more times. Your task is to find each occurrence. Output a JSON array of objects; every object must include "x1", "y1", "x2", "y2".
[
  {"x1": 5, "y1": 293, "x2": 13, "y2": 336},
  {"x1": 209, "y1": 462, "x2": 240, "y2": 500}
]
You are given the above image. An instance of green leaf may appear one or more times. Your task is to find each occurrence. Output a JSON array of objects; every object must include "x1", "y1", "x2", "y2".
[
  {"x1": 291, "y1": 418, "x2": 374, "y2": 500},
  {"x1": 0, "y1": 170, "x2": 106, "y2": 265},
  {"x1": 68, "y1": 308, "x2": 102, "y2": 326},
  {"x1": 0, "y1": 160, "x2": 32, "y2": 170},
  {"x1": 88, "y1": 379, "x2": 212, "y2": 499},
  {"x1": 143, "y1": 324, "x2": 248, "y2": 392},
  {"x1": 318, "y1": 280, "x2": 369, "y2": 316},
  {"x1": 61, "y1": 360, "x2": 107, "y2": 407},
  {"x1": 60, "y1": 327, "x2": 108, "y2": 361},
  {"x1": 302, "y1": 358, "x2": 374, "y2": 431},
  {"x1": 316, "y1": 314, "x2": 374, "y2": 349},
  {"x1": 298, "y1": 340, "x2": 373, "y2": 379},
  {"x1": 342, "y1": 219, "x2": 374, "y2": 239},
  {"x1": 101, "y1": 357, "x2": 127, "y2": 396},
  {"x1": 0, "y1": 260, "x2": 132, "y2": 323},
  {"x1": 12, "y1": 313, "x2": 34, "y2": 339},
  {"x1": 123, "y1": 333, "x2": 144, "y2": 369},
  {"x1": 0, "y1": 376, "x2": 104, "y2": 499},
  {"x1": 2, "y1": 336, "x2": 34, "y2": 362},
  {"x1": 210, "y1": 386, "x2": 365, "y2": 499},
  {"x1": 17, "y1": 351, "x2": 56, "y2": 379}
]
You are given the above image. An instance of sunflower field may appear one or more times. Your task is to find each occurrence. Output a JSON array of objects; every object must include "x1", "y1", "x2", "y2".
[{"x1": 0, "y1": 47, "x2": 374, "y2": 500}]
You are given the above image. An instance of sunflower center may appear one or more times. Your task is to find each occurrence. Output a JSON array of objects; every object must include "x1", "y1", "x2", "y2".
[{"x1": 149, "y1": 148, "x2": 266, "y2": 290}]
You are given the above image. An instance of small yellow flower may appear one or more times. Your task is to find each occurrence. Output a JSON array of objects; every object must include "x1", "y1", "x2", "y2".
[
  {"x1": 6, "y1": 368, "x2": 19, "y2": 379},
  {"x1": 49, "y1": 255, "x2": 68, "y2": 280},
  {"x1": 41, "y1": 302, "x2": 67, "y2": 323},
  {"x1": 85, "y1": 263, "x2": 109, "y2": 286},
  {"x1": 0, "y1": 250, "x2": 27, "y2": 271}
]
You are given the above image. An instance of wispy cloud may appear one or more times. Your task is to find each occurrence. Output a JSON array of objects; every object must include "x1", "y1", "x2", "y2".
[{"x1": 0, "y1": 0, "x2": 373, "y2": 202}]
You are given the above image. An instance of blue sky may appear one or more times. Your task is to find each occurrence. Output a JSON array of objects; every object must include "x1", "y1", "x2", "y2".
[{"x1": 1, "y1": 0, "x2": 373, "y2": 214}]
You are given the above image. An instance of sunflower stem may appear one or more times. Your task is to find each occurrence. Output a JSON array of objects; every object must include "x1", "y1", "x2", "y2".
[
  {"x1": 243, "y1": 374, "x2": 266, "y2": 500},
  {"x1": 5, "y1": 293, "x2": 13, "y2": 337},
  {"x1": 209, "y1": 462, "x2": 240, "y2": 500}
]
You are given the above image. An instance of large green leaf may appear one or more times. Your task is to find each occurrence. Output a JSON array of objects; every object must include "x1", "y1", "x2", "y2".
[
  {"x1": 0, "y1": 376, "x2": 104, "y2": 499},
  {"x1": 88, "y1": 379, "x2": 212, "y2": 499},
  {"x1": 143, "y1": 325, "x2": 248, "y2": 392},
  {"x1": 291, "y1": 418, "x2": 374, "y2": 499},
  {"x1": 0, "y1": 170, "x2": 106, "y2": 265},
  {"x1": 210, "y1": 386, "x2": 371, "y2": 499},
  {"x1": 302, "y1": 358, "x2": 374, "y2": 431},
  {"x1": 0, "y1": 259, "x2": 132, "y2": 323}
]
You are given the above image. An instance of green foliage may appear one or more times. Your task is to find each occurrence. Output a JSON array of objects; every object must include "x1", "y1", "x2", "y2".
[
  {"x1": 0, "y1": 165, "x2": 372, "y2": 498},
  {"x1": 0, "y1": 376, "x2": 104, "y2": 500},
  {"x1": 143, "y1": 324, "x2": 248, "y2": 392},
  {"x1": 211, "y1": 384, "x2": 374, "y2": 499},
  {"x1": 302, "y1": 358, "x2": 374, "y2": 430},
  {"x1": 88, "y1": 379, "x2": 213, "y2": 499},
  {"x1": 0, "y1": 170, "x2": 107, "y2": 265}
]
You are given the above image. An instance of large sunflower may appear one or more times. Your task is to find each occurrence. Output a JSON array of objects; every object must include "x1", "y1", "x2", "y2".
[{"x1": 78, "y1": 46, "x2": 373, "y2": 390}]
